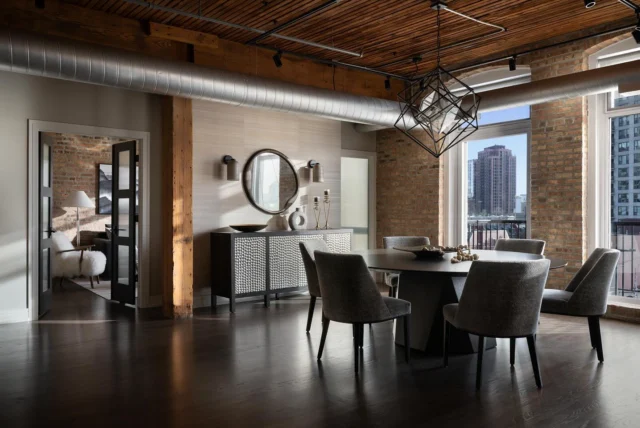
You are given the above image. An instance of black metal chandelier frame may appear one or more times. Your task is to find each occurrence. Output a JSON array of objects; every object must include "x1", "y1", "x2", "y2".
[{"x1": 394, "y1": 2, "x2": 481, "y2": 158}]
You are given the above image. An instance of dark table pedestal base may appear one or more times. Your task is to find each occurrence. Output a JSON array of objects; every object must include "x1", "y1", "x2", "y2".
[{"x1": 394, "y1": 272, "x2": 496, "y2": 355}]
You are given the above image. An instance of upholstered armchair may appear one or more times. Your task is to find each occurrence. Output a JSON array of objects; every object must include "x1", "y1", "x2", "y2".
[
  {"x1": 494, "y1": 238, "x2": 546, "y2": 255},
  {"x1": 51, "y1": 231, "x2": 107, "y2": 288},
  {"x1": 541, "y1": 248, "x2": 620, "y2": 362},
  {"x1": 381, "y1": 236, "x2": 430, "y2": 297},
  {"x1": 299, "y1": 239, "x2": 329, "y2": 332},
  {"x1": 443, "y1": 259, "x2": 550, "y2": 389},
  {"x1": 314, "y1": 251, "x2": 412, "y2": 373}
]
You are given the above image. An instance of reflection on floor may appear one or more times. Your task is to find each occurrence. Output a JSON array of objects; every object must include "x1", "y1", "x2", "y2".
[{"x1": 1, "y1": 290, "x2": 640, "y2": 426}]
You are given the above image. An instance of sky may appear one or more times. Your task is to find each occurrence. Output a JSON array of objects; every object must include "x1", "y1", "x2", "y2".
[{"x1": 467, "y1": 105, "x2": 530, "y2": 195}]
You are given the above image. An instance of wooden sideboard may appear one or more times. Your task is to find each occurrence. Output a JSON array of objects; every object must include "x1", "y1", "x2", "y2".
[{"x1": 211, "y1": 229, "x2": 352, "y2": 312}]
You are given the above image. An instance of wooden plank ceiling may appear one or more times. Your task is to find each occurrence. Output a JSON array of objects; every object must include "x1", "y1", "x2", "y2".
[{"x1": 63, "y1": 0, "x2": 637, "y2": 77}]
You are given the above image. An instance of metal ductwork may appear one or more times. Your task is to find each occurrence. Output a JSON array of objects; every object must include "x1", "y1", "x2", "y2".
[
  {"x1": 2, "y1": 28, "x2": 640, "y2": 134},
  {"x1": 355, "y1": 58, "x2": 640, "y2": 132},
  {"x1": 0, "y1": 28, "x2": 402, "y2": 127}
]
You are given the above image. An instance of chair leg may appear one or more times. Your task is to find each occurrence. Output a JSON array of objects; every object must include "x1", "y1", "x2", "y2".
[
  {"x1": 359, "y1": 324, "x2": 364, "y2": 349},
  {"x1": 96, "y1": 276, "x2": 100, "y2": 285},
  {"x1": 443, "y1": 320, "x2": 450, "y2": 368},
  {"x1": 476, "y1": 336, "x2": 485, "y2": 390},
  {"x1": 526, "y1": 335, "x2": 543, "y2": 388},
  {"x1": 306, "y1": 296, "x2": 317, "y2": 333},
  {"x1": 90, "y1": 276, "x2": 94, "y2": 289},
  {"x1": 388, "y1": 286, "x2": 394, "y2": 297},
  {"x1": 510, "y1": 338, "x2": 516, "y2": 366},
  {"x1": 403, "y1": 315, "x2": 411, "y2": 363},
  {"x1": 353, "y1": 323, "x2": 361, "y2": 373},
  {"x1": 317, "y1": 314, "x2": 330, "y2": 360},
  {"x1": 588, "y1": 316, "x2": 604, "y2": 362}
]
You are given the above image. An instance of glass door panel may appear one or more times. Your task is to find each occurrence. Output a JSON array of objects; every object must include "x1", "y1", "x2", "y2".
[
  {"x1": 111, "y1": 140, "x2": 137, "y2": 305},
  {"x1": 466, "y1": 134, "x2": 528, "y2": 249},
  {"x1": 38, "y1": 134, "x2": 53, "y2": 316},
  {"x1": 341, "y1": 157, "x2": 370, "y2": 250}
]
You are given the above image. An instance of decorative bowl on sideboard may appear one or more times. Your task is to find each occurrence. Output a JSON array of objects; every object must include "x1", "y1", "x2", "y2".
[{"x1": 230, "y1": 224, "x2": 267, "y2": 233}]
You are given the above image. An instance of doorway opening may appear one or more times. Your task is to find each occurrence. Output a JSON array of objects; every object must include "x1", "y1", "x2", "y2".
[{"x1": 28, "y1": 121, "x2": 151, "y2": 320}]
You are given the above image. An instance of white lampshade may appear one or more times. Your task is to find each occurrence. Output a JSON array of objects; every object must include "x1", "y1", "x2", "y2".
[{"x1": 63, "y1": 190, "x2": 95, "y2": 208}]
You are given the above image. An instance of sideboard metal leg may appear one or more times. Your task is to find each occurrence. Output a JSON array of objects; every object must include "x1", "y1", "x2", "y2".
[{"x1": 264, "y1": 294, "x2": 270, "y2": 308}]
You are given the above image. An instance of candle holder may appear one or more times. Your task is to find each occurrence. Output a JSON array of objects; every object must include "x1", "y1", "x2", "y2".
[
  {"x1": 313, "y1": 197, "x2": 322, "y2": 230},
  {"x1": 323, "y1": 192, "x2": 331, "y2": 229}
]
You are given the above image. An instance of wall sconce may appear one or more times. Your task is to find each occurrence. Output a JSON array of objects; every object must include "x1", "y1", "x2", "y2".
[
  {"x1": 308, "y1": 160, "x2": 324, "y2": 183},
  {"x1": 222, "y1": 155, "x2": 240, "y2": 181}
]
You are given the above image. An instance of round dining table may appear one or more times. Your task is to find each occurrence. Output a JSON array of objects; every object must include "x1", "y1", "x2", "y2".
[{"x1": 355, "y1": 249, "x2": 567, "y2": 355}]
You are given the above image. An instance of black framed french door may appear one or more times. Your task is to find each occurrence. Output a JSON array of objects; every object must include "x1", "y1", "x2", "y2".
[
  {"x1": 111, "y1": 140, "x2": 137, "y2": 305},
  {"x1": 38, "y1": 133, "x2": 54, "y2": 317}
]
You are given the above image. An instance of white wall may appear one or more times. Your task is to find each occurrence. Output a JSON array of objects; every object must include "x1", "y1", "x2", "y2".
[
  {"x1": 0, "y1": 71, "x2": 163, "y2": 323},
  {"x1": 193, "y1": 101, "x2": 361, "y2": 308}
]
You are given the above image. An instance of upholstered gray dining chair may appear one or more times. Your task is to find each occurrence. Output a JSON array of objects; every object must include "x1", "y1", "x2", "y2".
[
  {"x1": 382, "y1": 236, "x2": 430, "y2": 297},
  {"x1": 314, "y1": 251, "x2": 412, "y2": 373},
  {"x1": 494, "y1": 238, "x2": 546, "y2": 255},
  {"x1": 300, "y1": 240, "x2": 330, "y2": 333},
  {"x1": 540, "y1": 248, "x2": 619, "y2": 362},
  {"x1": 443, "y1": 259, "x2": 551, "y2": 389}
]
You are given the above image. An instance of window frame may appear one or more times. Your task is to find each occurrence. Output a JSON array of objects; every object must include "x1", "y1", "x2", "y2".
[
  {"x1": 587, "y1": 38, "x2": 640, "y2": 252},
  {"x1": 444, "y1": 114, "x2": 532, "y2": 246}
]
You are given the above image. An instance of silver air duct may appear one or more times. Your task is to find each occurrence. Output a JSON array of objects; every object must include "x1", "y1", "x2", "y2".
[
  {"x1": 355, "y1": 58, "x2": 640, "y2": 132},
  {"x1": 2, "y1": 29, "x2": 639, "y2": 134},
  {"x1": 0, "y1": 28, "x2": 402, "y2": 128}
]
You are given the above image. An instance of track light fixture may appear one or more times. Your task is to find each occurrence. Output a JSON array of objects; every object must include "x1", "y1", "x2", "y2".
[
  {"x1": 509, "y1": 56, "x2": 517, "y2": 71},
  {"x1": 272, "y1": 50, "x2": 283, "y2": 68},
  {"x1": 384, "y1": 76, "x2": 391, "y2": 90},
  {"x1": 634, "y1": 14, "x2": 640, "y2": 44},
  {"x1": 584, "y1": 0, "x2": 596, "y2": 8}
]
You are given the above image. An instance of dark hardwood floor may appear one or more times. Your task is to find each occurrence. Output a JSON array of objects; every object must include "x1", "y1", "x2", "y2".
[{"x1": 1, "y1": 282, "x2": 640, "y2": 427}]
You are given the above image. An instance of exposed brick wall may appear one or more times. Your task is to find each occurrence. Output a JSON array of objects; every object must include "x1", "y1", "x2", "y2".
[
  {"x1": 375, "y1": 31, "x2": 632, "y2": 289},
  {"x1": 376, "y1": 129, "x2": 443, "y2": 247},
  {"x1": 49, "y1": 133, "x2": 128, "y2": 244}
]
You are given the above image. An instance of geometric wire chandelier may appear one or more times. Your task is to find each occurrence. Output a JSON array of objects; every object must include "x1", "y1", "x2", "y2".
[{"x1": 394, "y1": 2, "x2": 481, "y2": 158}]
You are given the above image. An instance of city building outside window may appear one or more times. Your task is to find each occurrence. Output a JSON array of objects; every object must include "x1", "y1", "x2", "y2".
[
  {"x1": 635, "y1": 206, "x2": 640, "y2": 216},
  {"x1": 635, "y1": 113, "x2": 640, "y2": 124},
  {"x1": 619, "y1": 206, "x2": 629, "y2": 216},
  {"x1": 619, "y1": 180, "x2": 629, "y2": 191},
  {"x1": 634, "y1": 193, "x2": 640, "y2": 203},
  {"x1": 619, "y1": 129, "x2": 630, "y2": 139},
  {"x1": 634, "y1": 180, "x2": 640, "y2": 189},
  {"x1": 620, "y1": 116, "x2": 630, "y2": 126},
  {"x1": 620, "y1": 141, "x2": 629, "y2": 152},
  {"x1": 620, "y1": 154, "x2": 629, "y2": 165},
  {"x1": 635, "y1": 127, "x2": 640, "y2": 138},
  {"x1": 635, "y1": 153, "x2": 640, "y2": 163},
  {"x1": 620, "y1": 168, "x2": 629, "y2": 177},
  {"x1": 619, "y1": 193, "x2": 629, "y2": 203}
]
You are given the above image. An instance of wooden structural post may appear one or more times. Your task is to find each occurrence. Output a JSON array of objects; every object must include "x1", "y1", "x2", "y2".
[{"x1": 162, "y1": 96, "x2": 194, "y2": 318}]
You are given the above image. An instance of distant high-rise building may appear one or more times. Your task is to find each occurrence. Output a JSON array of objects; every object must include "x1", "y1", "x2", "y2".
[
  {"x1": 473, "y1": 145, "x2": 517, "y2": 216},
  {"x1": 515, "y1": 194, "x2": 527, "y2": 214},
  {"x1": 468, "y1": 160, "x2": 475, "y2": 199},
  {"x1": 610, "y1": 96, "x2": 640, "y2": 222}
]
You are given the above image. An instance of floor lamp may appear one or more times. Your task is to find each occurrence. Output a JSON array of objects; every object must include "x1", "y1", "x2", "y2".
[{"x1": 63, "y1": 191, "x2": 95, "y2": 246}]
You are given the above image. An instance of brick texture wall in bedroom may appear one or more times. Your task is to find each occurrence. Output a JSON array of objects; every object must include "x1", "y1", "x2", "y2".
[{"x1": 48, "y1": 132, "x2": 128, "y2": 244}]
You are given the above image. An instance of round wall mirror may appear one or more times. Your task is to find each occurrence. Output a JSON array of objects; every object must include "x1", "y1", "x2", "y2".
[{"x1": 242, "y1": 149, "x2": 299, "y2": 215}]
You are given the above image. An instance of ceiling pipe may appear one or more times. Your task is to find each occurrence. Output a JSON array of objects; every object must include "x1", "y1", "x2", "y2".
[
  {"x1": 0, "y1": 28, "x2": 401, "y2": 127},
  {"x1": 354, "y1": 57, "x2": 640, "y2": 132}
]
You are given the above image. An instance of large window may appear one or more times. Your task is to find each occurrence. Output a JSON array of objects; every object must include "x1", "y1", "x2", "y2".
[
  {"x1": 445, "y1": 68, "x2": 531, "y2": 248},
  {"x1": 589, "y1": 37, "x2": 640, "y2": 298},
  {"x1": 340, "y1": 151, "x2": 375, "y2": 250}
]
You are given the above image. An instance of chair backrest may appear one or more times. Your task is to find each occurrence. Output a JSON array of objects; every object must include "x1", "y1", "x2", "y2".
[
  {"x1": 454, "y1": 259, "x2": 550, "y2": 337},
  {"x1": 383, "y1": 236, "x2": 430, "y2": 249},
  {"x1": 51, "y1": 231, "x2": 74, "y2": 253},
  {"x1": 494, "y1": 238, "x2": 546, "y2": 255},
  {"x1": 315, "y1": 252, "x2": 392, "y2": 323},
  {"x1": 566, "y1": 248, "x2": 620, "y2": 316},
  {"x1": 299, "y1": 240, "x2": 329, "y2": 298}
]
